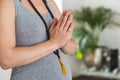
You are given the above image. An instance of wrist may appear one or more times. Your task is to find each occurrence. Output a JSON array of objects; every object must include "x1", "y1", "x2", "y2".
[
  {"x1": 48, "y1": 39, "x2": 59, "y2": 50},
  {"x1": 62, "y1": 39, "x2": 70, "y2": 48}
]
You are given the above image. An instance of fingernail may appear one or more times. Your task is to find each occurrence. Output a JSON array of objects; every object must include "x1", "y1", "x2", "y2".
[
  {"x1": 70, "y1": 14, "x2": 73, "y2": 17},
  {"x1": 72, "y1": 23, "x2": 75, "y2": 27},
  {"x1": 71, "y1": 22, "x2": 74, "y2": 26}
]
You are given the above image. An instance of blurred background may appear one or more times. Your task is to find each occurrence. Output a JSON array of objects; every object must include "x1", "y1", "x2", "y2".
[
  {"x1": 63, "y1": 0, "x2": 120, "y2": 80},
  {"x1": 1, "y1": 0, "x2": 120, "y2": 80}
]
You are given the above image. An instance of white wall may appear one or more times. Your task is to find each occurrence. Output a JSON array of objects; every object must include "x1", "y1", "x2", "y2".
[
  {"x1": 54, "y1": 0, "x2": 62, "y2": 12},
  {"x1": 63, "y1": 0, "x2": 120, "y2": 77},
  {"x1": 0, "y1": 68, "x2": 11, "y2": 80},
  {"x1": 63, "y1": 0, "x2": 120, "y2": 13},
  {"x1": 0, "y1": 0, "x2": 62, "y2": 80}
]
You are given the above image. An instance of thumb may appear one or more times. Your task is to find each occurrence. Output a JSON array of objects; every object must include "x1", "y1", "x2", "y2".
[{"x1": 50, "y1": 19, "x2": 57, "y2": 31}]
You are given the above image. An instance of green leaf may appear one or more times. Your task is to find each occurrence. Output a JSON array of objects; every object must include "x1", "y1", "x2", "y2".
[{"x1": 73, "y1": 6, "x2": 120, "y2": 54}]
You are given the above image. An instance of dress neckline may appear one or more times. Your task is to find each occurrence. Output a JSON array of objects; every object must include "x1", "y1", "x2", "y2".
[{"x1": 18, "y1": 0, "x2": 49, "y2": 17}]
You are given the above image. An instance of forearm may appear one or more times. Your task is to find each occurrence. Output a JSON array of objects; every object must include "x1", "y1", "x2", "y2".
[
  {"x1": 61, "y1": 37, "x2": 78, "y2": 55},
  {"x1": 0, "y1": 40, "x2": 57, "y2": 70}
]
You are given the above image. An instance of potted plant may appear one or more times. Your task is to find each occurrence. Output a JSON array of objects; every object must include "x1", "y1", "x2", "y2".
[{"x1": 73, "y1": 7, "x2": 120, "y2": 67}]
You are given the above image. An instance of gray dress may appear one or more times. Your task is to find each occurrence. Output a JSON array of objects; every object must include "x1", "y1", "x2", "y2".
[{"x1": 10, "y1": 0, "x2": 72, "y2": 80}]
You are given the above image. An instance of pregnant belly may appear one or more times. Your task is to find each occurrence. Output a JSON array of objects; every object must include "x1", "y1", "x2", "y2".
[{"x1": 10, "y1": 53, "x2": 66, "y2": 80}]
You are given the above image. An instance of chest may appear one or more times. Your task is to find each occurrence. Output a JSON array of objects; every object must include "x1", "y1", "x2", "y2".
[{"x1": 15, "y1": 1, "x2": 55, "y2": 46}]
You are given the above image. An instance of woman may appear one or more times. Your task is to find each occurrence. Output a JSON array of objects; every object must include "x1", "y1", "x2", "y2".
[{"x1": 0, "y1": 0, "x2": 78, "y2": 80}]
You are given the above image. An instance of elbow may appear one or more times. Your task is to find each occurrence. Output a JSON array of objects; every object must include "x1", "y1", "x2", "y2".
[
  {"x1": 0, "y1": 59, "x2": 11, "y2": 70},
  {"x1": 1, "y1": 65, "x2": 10, "y2": 70},
  {"x1": 0, "y1": 48, "x2": 14, "y2": 70}
]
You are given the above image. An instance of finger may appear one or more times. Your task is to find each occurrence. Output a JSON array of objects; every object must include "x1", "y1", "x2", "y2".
[
  {"x1": 59, "y1": 11, "x2": 72, "y2": 30},
  {"x1": 49, "y1": 19, "x2": 57, "y2": 31},
  {"x1": 67, "y1": 22, "x2": 75, "y2": 32},
  {"x1": 54, "y1": 19, "x2": 59, "y2": 29},
  {"x1": 63, "y1": 14, "x2": 73, "y2": 32},
  {"x1": 56, "y1": 11, "x2": 67, "y2": 27}
]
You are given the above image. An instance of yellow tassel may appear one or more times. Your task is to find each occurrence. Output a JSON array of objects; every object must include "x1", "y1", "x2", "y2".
[{"x1": 59, "y1": 58, "x2": 67, "y2": 75}]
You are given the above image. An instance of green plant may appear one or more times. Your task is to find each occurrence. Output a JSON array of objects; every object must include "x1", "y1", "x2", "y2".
[{"x1": 73, "y1": 7, "x2": 120, "y2": 55}]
